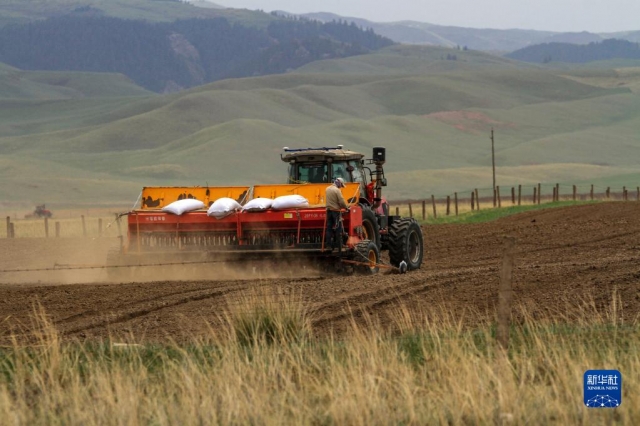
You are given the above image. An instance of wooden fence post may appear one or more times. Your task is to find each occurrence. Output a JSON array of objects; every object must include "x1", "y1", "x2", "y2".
[
  {"x1": 422, "y1": 200, "x2": 426, "y2": 220},
  {"x1": 590, "y1": 184, "x2": 594, "y2": 201},
  {"x1": 573, "y1": 185, "x2": 577, "y2": 201},
  {"x1": 511, "y1": 187, "x2": 515, "y2": 205},
  {"x1": 115, "y1": 213, "x2": 122, "y2": 236},
  {"x1": 606, "y1": 187, "x2": 610, "y2": 199},
  {"x1": 395, "y1": 207, "x2": 399, "y2": 216},
  {"x1": 9, "y1": 222, "x2": 15, "y2": 238},
  {"x1": 408, "y1": 203, "x2": 413, "y2": 218},
  {"x1": 497, "y1": 186, "x2": 502, "y2": 208},
  {"x1": 497, "y1": 236, "x2": 516, "y2": 350},
  {"x1": 623, "y1": 187, "x2": 627, "y2": 201},
  {"x1": 518, "y1": 185, "x2": 522, "y2": 206},
  {"x1": 493, "y1": 188, "x2": 497, "y2": 208},
  {"x1": 471, "y1": 191, "x2": 475, "y2": 211},
  {"x1": 5, "y1": 216, "x2": 10, "y2": 239},
  {"x1": 454, "y1": 192, "x2": 459, "y2": 216},
  {"x1": 82, "y1": 215, "x2": 87, "y2": 237},
  {"x1": 552, "y1": 187, "x2": 557, "y2": 203},
  {"x1": 475, "y1": 188, "x2": 480, "y2": 210},
  {"x1": 537, "y1": 183, "x2": 541, "y2": 205},
  {"x1": 431, "y1": 195, "x2": 437, "y2": 219},
  {"x1": 446, "y1": 196, "x2": 451, "y2": 216},
  {"x1": 55, "y1": 221, "x2": 60, "y2": 238},
  {"x1": 44, "y1": 217, "x2": 49, "y2": 238}
]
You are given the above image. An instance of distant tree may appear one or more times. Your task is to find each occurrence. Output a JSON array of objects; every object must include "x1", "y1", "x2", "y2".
[
  {"x1": 508, "y1": 38, "x2": 640, "y2": 64},
  {"x1": 0, "y1": 14, "x2": 395, "y2": 92}
]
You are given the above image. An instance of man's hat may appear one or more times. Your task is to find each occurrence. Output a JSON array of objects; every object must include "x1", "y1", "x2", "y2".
[{"x1": 334, "y1": 177, "x2": 345, "y2": 188}]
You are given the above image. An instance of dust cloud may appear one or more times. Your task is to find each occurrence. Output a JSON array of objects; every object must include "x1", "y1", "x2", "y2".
[{"x1": 0, "y1": 238, "x2": 323, "y2": 286}]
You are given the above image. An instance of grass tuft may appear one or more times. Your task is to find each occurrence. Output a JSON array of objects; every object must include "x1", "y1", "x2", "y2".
[{"x1": 224, "y1": 288, "x2": 312, "y2": 347}]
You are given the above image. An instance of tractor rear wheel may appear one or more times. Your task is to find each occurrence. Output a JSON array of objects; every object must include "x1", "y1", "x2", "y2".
[
  {"x1": 388, "y1": 218, "x2": 423, "y2": 271},
  {"x1": 359, "y1": 205, "x2": 380, "y2": 249},
  {"x1": 354, "y1": 240, "x2": 380, "y2": 275}
]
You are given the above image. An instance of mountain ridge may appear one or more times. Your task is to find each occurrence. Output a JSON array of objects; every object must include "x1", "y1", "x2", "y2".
[
  {"x1": 0, "y1": 14, "x2": 393, "y2": 92},
  {"x1": 0, "y1": 0, "x2": 265, "y2": 27},
  {"x1": 291, "y1": 11, "x2": 640, "y2": 53}
]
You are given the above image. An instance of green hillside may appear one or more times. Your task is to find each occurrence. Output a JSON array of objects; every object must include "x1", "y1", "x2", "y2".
[
  {"x1": 0, "y1": 65, "x2": 155, "y2": 138},
  {"x1": 296, "y1": 45, "x2": 530, "y2": 75},
  {"x1": 1, "y1": 45, "x2": 639, "y2": 211},
  {"x1": 0, "y1": 12, "x2": 392, "y2": 92},
  {"x1": 507, "y1": 39, "x2": 640, "y2": 64},
  {"x1": 0, "y1": 67, "x2": 152, "y2": 100}
]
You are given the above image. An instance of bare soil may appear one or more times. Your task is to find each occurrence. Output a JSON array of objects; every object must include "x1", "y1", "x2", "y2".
[{"x1": 1, "y1": 203, "x2": 640, "y2": 343}]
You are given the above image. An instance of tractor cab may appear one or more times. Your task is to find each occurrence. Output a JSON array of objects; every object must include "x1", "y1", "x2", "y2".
[
  {"x1": 281, "y1": 145, "x2": 377, "y2": 205},
  {"x1": 282, "y1": 146, "x2": 367, "y2": 185},
  {"x1": 281, "y1": 145, "x2": 388, "y2": 210}
]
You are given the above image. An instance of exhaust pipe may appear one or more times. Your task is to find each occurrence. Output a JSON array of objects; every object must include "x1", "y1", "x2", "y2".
[{"x1": 372, "y1": 147, "x2": 386, "y2": 209}]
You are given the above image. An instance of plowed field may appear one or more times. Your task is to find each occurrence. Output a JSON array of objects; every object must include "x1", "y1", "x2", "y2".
[{"x1": 1, "y1": 203, "x2": 639, "y2": 343}]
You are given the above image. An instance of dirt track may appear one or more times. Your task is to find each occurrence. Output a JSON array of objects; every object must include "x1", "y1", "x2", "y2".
[{"x1": 1, "y1": 202, "x2": 640, "y2": 343}]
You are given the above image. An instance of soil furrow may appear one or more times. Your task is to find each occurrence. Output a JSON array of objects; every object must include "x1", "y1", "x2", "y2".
[{"x1": 1, "y1": 202, "x2": 639, "y2": 342}]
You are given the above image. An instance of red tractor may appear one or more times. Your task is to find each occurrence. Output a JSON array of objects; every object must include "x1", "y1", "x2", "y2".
[
  {"x1": 108, "y1": 147, "x2": 424, "y2": 276},
  {"x1": 25, "y1": 204, "x2": 53, "y2": 219}
]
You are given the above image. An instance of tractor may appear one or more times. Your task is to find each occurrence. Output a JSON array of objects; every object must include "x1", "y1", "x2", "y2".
[
  {"x1": 25, "y1": 204, "x2": 53, "y2": 219},
  {"x1": 108, "y1": 146, "x2": 424, "y2": 276}
]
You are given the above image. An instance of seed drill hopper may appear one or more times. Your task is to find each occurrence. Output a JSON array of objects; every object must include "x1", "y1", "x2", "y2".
[{"x1": 109, "y1": 147, "x2": 424, "y2": 276}]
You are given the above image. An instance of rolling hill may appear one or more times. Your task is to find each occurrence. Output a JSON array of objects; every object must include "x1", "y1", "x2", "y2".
[
  {"x1": 0, "y1": 64, "x2": 157, "y2": 139},
  {"x1": 507, "y1": 39, "x2": 640, "y2": 64},
  {"x1": 0, "y1": 67, "x2": 152, "y2": 100},
  {"x1": 2, "y1": 44, "x2": 640, "y2": 212}
]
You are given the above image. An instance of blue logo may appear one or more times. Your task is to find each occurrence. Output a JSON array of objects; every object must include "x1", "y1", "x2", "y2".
[{"x1": 584, "y1": 370, "x2": 622, "y2": 408}]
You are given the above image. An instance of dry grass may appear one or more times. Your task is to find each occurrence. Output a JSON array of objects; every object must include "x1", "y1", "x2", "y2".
[{"x1": 0, "y1": 292, "x2": 637, "y2": 425}]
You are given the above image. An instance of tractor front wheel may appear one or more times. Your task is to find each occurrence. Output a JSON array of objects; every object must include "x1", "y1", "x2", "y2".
[{"x1": 359, "y1": 205, "x2": 380, "y2": 249}]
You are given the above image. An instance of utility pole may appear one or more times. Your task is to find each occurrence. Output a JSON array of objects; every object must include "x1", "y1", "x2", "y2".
[{"x1": 491, "y1": 128, "x2": 496, "y2": 205}]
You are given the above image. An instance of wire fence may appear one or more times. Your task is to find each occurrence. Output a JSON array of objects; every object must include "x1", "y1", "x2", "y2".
[
  {"x1": 2, "y1": 214, "x2": 123, "y2": 239},
  {"x1": 3, "y1": 183, "x2": 639, "y2": 238},
  {"x1": 389, "y1": 183, "x2": 640, "y2": 220}
]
